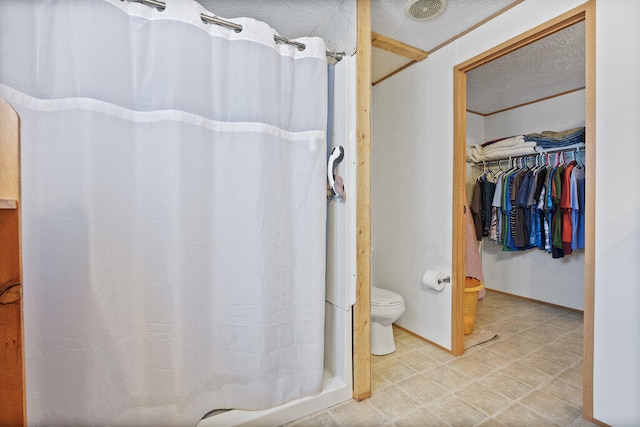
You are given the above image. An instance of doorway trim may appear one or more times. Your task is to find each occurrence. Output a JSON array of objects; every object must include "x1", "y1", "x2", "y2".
[{"x1": 451, "y1": 0, "x2": 595, "y2": 420}]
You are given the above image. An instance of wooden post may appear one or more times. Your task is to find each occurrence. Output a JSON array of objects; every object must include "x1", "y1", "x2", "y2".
[
  {"x1": 0, "y1": 96, "x2": 25, "y2": 426},
  {"x1": 353, "y1": 0, "x2": 372, "y2": 401}
]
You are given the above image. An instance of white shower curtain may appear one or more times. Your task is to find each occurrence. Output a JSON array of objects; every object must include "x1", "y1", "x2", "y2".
[{"x1": 0, "y1": 0, "x2": 328, "y2": 425}]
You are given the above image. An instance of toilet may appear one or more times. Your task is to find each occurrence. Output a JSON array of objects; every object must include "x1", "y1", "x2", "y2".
[{"x1": 371, "y1": 286, "x2": 406, "y2": 355}]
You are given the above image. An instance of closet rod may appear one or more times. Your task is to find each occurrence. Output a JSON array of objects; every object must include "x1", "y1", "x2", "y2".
[
  {"x1": 472, "y1": 145, "x2": 585, "y2": 167},
  {"x1": 124, "y1": 0, "x2": 345, "y2": 62}
]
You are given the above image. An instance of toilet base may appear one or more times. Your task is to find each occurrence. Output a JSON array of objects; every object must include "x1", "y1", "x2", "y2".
[{"x1": 371, "y1": 321, "x2": 397, "y2": 355}]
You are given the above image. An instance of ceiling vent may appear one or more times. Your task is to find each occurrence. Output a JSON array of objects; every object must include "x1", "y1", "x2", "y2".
[{"x1": 405, "y1": 0, "x2": 448, "y2": 21}]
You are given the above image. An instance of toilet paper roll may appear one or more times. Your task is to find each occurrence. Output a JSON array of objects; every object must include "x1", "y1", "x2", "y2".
[{"x1": 422, "y1": 270, "x2": 448, "y2": 292}]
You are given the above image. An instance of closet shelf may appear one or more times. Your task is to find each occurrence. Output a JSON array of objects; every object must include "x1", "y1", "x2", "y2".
[
  {"x1": 472, "y1": 145, "x2": 585, "y2": 167},
  {"x1": 0, "y1": 199, "x2": 18, "y2": 209}
]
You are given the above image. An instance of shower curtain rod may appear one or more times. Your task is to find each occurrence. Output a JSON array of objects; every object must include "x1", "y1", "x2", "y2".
[{"x1": 125, "y1": 0, "x2": 346, "y2": 61}]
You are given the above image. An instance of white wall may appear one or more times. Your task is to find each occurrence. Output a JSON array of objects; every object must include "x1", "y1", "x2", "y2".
[
  {"x1": 477, "y1": 90, "x2": 586, "y2": 310},
  {"x1": 466, "y1": 112, "x2": 485, "y2": 145},
  {"x1": 372, "y1": 51, "x2": 453, "y2": 348},
  {"x1": 484, "y1": 89, "x2": 586, "y2": 140},
  {"x1": 372, "y1": 0, "x2": 640, "y2": 424},
  {"x1": 594, "y1": 1, "x2": 640, "y2": 424}
]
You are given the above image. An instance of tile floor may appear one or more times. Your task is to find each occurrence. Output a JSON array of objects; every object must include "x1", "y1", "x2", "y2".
[{"x1": 287, "y1": 290, "x2": 599, "y2": 427}]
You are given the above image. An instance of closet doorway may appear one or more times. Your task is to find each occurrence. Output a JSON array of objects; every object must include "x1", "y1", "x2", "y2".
[{"x1": 452, "y1": 1, "x2": 595, "y2": 421}]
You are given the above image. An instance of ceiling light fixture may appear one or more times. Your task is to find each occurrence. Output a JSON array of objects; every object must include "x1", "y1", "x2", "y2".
[{"x1": 405, "y1": 0, "x2": 448, "y2": 21}]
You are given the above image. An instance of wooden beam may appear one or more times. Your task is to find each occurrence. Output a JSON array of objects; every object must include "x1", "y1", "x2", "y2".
[
  {"x1": 353, "y1": 0, "x2": 371, "y2": 402},
  {"x1": 0, "y1": 96, "x2": 25, "y2": 426},
  {"x1": 451, "y1": 66, "x2": 466, "y2": 356},
  {"x1": 371, "y1": 32, "x2": 429, "y2": 62},
  {"x1": 582, "y1": 0, "x2": 596, "y2": 421}
]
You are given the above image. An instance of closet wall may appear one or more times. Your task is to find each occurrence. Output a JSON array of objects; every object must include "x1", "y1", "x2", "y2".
[{"x1": 467, "y1": 89, "x2": 586, "y2": 309}]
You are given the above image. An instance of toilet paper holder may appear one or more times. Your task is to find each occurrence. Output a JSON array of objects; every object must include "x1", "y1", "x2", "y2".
[{"x1": 438, "y1": 276, "x2": 451, "y2": 285}]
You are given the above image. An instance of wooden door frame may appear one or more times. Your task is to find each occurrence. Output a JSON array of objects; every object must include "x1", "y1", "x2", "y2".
[
  {"x1": 452, "y1": 1, "x2": 596, "y2": 420},
  {"x1": 352, "y1": 0, "x2": 372, "y2": 401}
]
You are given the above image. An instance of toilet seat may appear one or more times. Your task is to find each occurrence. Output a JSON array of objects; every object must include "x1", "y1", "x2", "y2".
[{"x1": 371, "y1": 287, "x2": 403, "y2": 307}]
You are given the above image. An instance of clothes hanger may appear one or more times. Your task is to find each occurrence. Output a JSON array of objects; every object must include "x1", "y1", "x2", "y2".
[{"x1": 575, "y1": 148, "x2": 584, "y2": 168}]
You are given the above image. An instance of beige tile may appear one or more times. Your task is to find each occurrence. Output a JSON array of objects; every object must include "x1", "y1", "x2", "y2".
[
  {"x1": 329, "y1": 399, "x2": 386, "y2": 427},
  {"x1": 557, "y1": 364, "x2": 583, "y2": 389},
  {"x1": 519, "y1": 390, "x2": 582, "y2": 426},
  {"x1": 569, "y1": 415, "x2": 601, "y2": 427},
  {"x1": 528, "y1": 320, "x2": 567, "y2": 338},
  {"x1": 392, "y1": 407, "x2": 445, "y2": 427},
  {"x1": 287, "y1": 410, "x2": 339, "y2": 427},
  {"x1": 373, "y1": 353, "x2": 393, "y2": 367},
  {"x1": 485, "y1": 321, "x2": 518, "y2": 338},
  {"x1": 547, "y1": 336, "x2": 584, "y2": 356},
  {"x1": 474, "y1": 309, "x2": 506, "y2": 325},
  {"x1": 485, "y1": 336, "x2": 535, "y2": 359},
  {"x1": 455, "y1": 381, "x2": 513, "y2": 416},
  {"x1": 543, "y1": 314, "x2": 583, "y2": 332},
  {"x1": 373, "y1": 358, "x2": 417, "y2": 383},
  {"x1": 498, "y1": 362, "x2": 552, "y2": 388},
  {"x1": 396, "y1": 350, "x2": 440, "y2": 373},
  {"x1": 480, "y1": 294, "x2": 511, "y2": 309},
  {"x1": 510, "y1": 298, "x2": 541, "y2": 311},
  {"x1": 536, "y1": 344, "x2": 582, "y2": 366},
  {"x1": 393, "y1": 325, "x2": 408, "y2": 337},
  {"x1": 494, "y1": 403, "x2": 557, "y2": 427},
  {"x1": 517, "y1": 326, "x2": 558, "y2": 344},
  {"x1": 427, "y1": 394, "x2": 488, "y2": 426},
  {"x1": 447, "y1": 355, "x2": 494, "y2": 378},
  {"x1": 465, "y1": 348, "x2": 511, "y2": 370},
  {"x1": 476, "y1": 418, "x2": 506, "y2": 427},
  {"x1": 368, "y1": 385, "x2": 420, "y2": 421},
  {"x1": 420, "y1": 346, "x2": 457, "y2": 363},
  {"x1": 391, "y1": 339, "x2": 415, "y2": 356},
  {"x1": 495, "y1": 303, "x2": 526, "y2": 317},
  {"x1": 519, "y1": 352, "x2": 570, "y2": 376},
  {"x1": 562, "y1": 328, "x2": 584, "y2": 344},
  {"x1": 540, "y1": 377, "x2": 583, "y2": 408},
  {"x1": 519, "y1": 306, "x2": 565, "y2": 323},
  {"x1": 506, "y1": 313, "x2": 542, "y2": 329},
  {"x1": 424, "y1": 364, "x2": 473, "y2": 391},
  {"x1": 537, "y1": 303, "x2": 571, "y2": 316},
  {"x1": 396, "y1": 333, "x2": 428, "y2": 350},
  {"x1": 303, "y1": 293, "x2": 588, "y2": 427},
  {"x1": 396, "y1": 373, "x2": 448, "y2": 405},
  {"x1": 478, "y1": 372, "x2": 532, "y2": 400},
  {"x1": 506, "y1": 334, "x2": 543, "y2": 353},
  {"x1": 566, "y1": 329, "x2": 584, "y2": 344},
  {"x1": 372, "y1": 370, "x2": 391, "y2": 393}
]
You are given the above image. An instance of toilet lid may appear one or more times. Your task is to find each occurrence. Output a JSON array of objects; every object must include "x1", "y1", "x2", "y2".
[{"x1": 371, "y1": 287, "x2": 403, "y2": 307}]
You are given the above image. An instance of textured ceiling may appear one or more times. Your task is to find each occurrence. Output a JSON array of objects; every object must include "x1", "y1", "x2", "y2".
[
  {"x1": 191, "y1": 1, "x2": 585, "y2": 116},
  {"x1": 466, "y1": 21, "x2": 585, "y2": 115},
  {"x1": 371, "y1": 0, "x2": 520, "y2": 52},
  {"x1": 194, "y1": 0, "x2": 356, "y2": 54}
]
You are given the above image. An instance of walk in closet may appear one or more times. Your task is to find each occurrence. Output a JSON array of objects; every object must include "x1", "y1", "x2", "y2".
[
  {"x1": 464, "y1": 20, "x2": 587, "y2": 312},
  {"x1": 452, "y1": 6, "x2": 596, "y2": 418}
]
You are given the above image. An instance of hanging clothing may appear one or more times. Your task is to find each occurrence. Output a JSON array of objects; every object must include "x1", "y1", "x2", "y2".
[
  {"x1": 561, "y1": 161, "x2": 578, "y2": 254},
  {"x1": 572, "y1": 166, "x2": 586, "y2": 249},
  {"x1": 473, "y1": 150, "x2": 585, "y2": 261}
]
